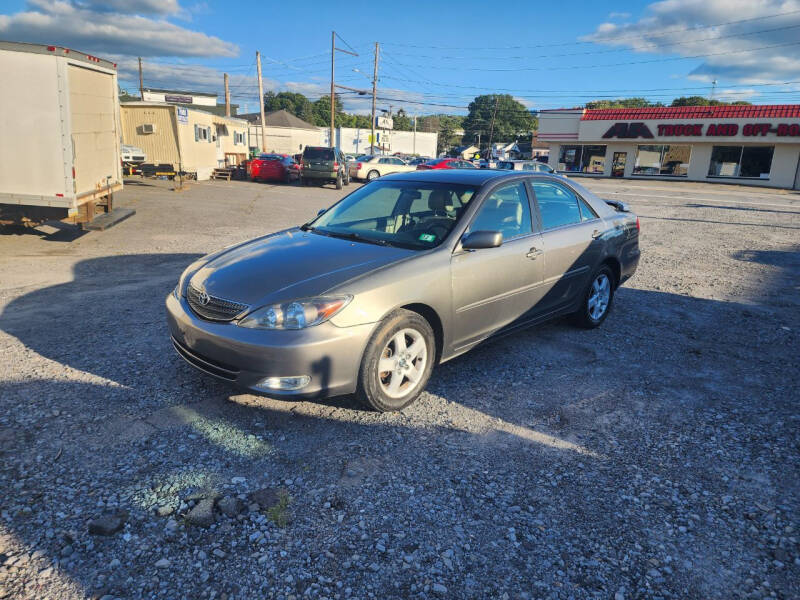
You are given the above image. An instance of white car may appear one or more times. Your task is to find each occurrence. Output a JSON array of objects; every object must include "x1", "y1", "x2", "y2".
[
  {"x1": 349, "y1": 156, "x2": 417, "y2": 181},
  {"x1": 495, "y1": 160, "x2": 554, "y2": 173}
]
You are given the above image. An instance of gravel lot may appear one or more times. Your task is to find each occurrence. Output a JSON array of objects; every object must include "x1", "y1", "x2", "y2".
[{"x1": 1, "y1": 176, "x2": 798, "y2": 600}]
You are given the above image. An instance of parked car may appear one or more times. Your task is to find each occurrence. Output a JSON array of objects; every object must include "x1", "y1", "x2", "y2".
[
  {"x1": 416, "y1": 158, "x2": 477, "y2": 170},
  {"x1": 249, "y1": 154, "x2": 300, "y2": 183},
  {"x1": 300, "y1": 146, "x2": 350, "y2": 189},
  {"x1": 407, "y1": 157, "x2": 431, "y2": 166},
  {"x1": 167, "y1": 170, "x2": 640, "y2": 412},
  {"x1": 496, "y1": 160, "x2": 554, "y2": 173},
  {"x1": 349, "y1": 156, "x2": 417, "y2": 181}
]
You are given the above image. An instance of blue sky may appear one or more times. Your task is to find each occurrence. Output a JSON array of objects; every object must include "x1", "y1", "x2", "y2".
[{"x1": 2, "y1": 0, "x2": 800, "y2": 114}]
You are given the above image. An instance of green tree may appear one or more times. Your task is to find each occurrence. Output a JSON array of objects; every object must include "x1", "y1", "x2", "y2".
[
  {"x1": 311, "y1": 94, "x2": 345, "y2": 127},
  {"x1": 263, "y1": 91, "x2": 314, "y2": 122},
  {"x1": 392, "y1": 108, "x2": 413, "y2": 131},
  {"x1": 585, "y1": 97, "x2": 662, "y2": 109},
  {"x1": 462, "y1": 95, "x2": 535, "y2": 149},
  {"x1": 671, "y1": 96, "x2": 751, "y2": 106}
]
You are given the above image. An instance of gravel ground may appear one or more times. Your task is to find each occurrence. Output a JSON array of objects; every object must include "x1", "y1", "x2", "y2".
[{"x1": 0, "y1": 176, "x2": 798, "y2": 600}]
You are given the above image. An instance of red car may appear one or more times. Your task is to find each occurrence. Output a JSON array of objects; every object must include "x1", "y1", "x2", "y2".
[
  {"x1": 415, "y1": 158, "x2": 477, "y2": 170},
  {"x1": 248, "y1": 154, "x2": 300, "y2": 183}
]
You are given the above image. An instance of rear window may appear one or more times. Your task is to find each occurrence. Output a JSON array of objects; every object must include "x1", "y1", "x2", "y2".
[
  {"x1": 425, "y1": 159, "x2": 446, "y2": 166},
  {"x1": 258, "y1": 154, "x2": 282, "y2": 161},
  {"x1": 303, "y1": 147, "x2": 334, "y2": 160}
]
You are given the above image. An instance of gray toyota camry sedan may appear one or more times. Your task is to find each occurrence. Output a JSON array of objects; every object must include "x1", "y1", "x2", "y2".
[{"x1": 167, "y1": 170, "x2": 639, "y2": 411}]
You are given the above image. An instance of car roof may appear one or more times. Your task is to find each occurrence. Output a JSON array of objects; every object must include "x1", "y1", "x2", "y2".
[{"x1": 380, "y1": 169, "x2": 555, "y2": 186}]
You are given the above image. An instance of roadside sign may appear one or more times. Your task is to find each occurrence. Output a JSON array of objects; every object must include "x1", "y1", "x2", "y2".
[
  {"x1": 376, "y1": 116, "x2": 393, "y2": 130},
  {"x1": 177, "y1": 107, "x2": 188, "y2": 124}
]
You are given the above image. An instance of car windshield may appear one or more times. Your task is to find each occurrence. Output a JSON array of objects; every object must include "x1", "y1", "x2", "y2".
[
  {"x1": 304, "y1": 147, "x2": 334, "y2": 160},
  {"x1": 309, "y1": 181, "x2": 477, "y2": 249}
]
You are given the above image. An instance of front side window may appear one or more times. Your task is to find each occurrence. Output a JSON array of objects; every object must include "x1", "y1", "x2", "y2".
[
  {"x1": 531, "y1": 181, "x2": 583, "y2": 230},
  {"x1": 467, "y1": 182, "x2": 532, "y2": 241},
  {"x1": 708, "y1": 146, "x2": 774, "y2": 178},
  {"x1": 633, "y1": 144, "x2": 691, "y2": 176},
  {"x1": 311, "y1": 182, "x2": 477, "y2": 249}
]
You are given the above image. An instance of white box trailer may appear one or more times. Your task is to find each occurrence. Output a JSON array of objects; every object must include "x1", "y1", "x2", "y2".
[{"x1": 0, "y1": 41, "x2": 124, "y2": 226}]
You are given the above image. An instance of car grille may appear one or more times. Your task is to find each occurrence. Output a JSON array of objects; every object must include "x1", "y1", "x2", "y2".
[
  {"x1": 172, "y1": 337, "x2": 240, "y2": 381},
  {"x1": 187, "y1": 284, "x2": 249, "y2": 322}
]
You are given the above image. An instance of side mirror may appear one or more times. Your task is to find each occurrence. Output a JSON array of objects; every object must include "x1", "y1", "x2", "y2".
[{"x1": 461, "y1": 230, "x2": 503, "y2": 250}]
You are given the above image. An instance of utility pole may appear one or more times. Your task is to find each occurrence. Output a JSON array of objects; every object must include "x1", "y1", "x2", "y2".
[
  {"x1": 330, "y1": 31, "x2": 335, "y2": 147},
  {"x1": 256, "y1": 51, "x2": 266, "y2": 152},
  {"x1": 413, "y1": 114, "x2": 417, "y2": 155},
  {"x1": 329, "y1": 32, "x2": 358, "y2": 149},
  {"x1": 138, "y1": 57, "x2": 144, "y2": 99},
  {"x1": 486, "y1": 95, "x2": 499, "y2": 159},
  {"x1": 371, "y1": 42, "x2": 379, "y2": 155},
  {"x1": 224, "y1": 73, "x2": 230, "y2": 117}
]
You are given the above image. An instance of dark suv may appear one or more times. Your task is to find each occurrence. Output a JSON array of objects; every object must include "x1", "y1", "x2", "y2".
[{"x1": 300, "y1": 146, "x2": 350, "y2": 189}]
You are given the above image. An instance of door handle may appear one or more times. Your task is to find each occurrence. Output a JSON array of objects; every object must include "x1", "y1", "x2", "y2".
[
  {"x1": 526, "y1": 247, "x2": 543, "y2": 260},
  {"x1": 591, "y1": 229, "x2": 603, "y2": 239}
]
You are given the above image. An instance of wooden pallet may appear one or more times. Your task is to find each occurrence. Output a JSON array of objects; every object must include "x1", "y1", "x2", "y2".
[{"x1": 211, "y1": 168, "x2": 235, "y2": 181}]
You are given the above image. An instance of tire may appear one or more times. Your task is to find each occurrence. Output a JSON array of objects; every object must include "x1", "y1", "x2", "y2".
[
  {"x1": 366, "y1": 170, "x2": 380, "y2": 181},
  {"x1": 572, "y1": 265, "x2": 615, "y2": 329},
  {"x1": 356, "y1": 309, "x2": 436, "y2": 412},
  {"x1": 344, "y1": 173, "x2": 351, "y2": 186},
  {"x1": 336, "y1": 173, "x2": 343, "y2": 190}
]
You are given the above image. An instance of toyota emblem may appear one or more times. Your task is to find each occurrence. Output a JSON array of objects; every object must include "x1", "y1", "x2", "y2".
[{"x1": 197, "y1": 290, "x2": 210, "y2": 306}]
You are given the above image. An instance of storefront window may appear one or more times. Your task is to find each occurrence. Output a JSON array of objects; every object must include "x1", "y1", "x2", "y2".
[
  {"x1": 580, "y1": 145, "x2": 606, "y2": 174},
  {"x1": 558, "y1": 145, "x2": 606, "y2": 173},
  {"x1": 633, "y1": 145, "x2": 691, "y2": 176},
  {"x1": 558, "y1": 145, "x2": 581, "y2": 172},
  {"x1": 708, "y1": 146, "x2": 774, "y2": 178}
]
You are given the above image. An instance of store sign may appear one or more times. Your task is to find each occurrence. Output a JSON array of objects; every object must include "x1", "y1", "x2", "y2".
[
  {"x1": 165, "y1": 94, "x2": 193, "y2": 104},
  {"x1": 602, "y1": 122, "x2": 653, "y2": 139},
  {"x1": 177, "y1": 107, "x2": 188, "y2": 124},
  {"x1": 603, "y1": 121, "x2": 800, "y2": 139}
]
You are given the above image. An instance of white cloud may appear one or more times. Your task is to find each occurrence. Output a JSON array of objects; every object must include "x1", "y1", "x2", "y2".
[
  {"x1": 608, "y1": 11, "x2": 631, "y2": 19},
  {"x1": 584, "y1": 0, "x2": 800, "y2": 84},
  {"x1": 73, "y1": 0, "x2": 181, "y2": 15},
  {"x1": 0, "y1": 0, "x2": 237, "y2": 57}
]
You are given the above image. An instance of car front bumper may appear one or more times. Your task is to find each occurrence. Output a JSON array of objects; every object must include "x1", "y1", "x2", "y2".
[{"x1": 165, "y1": 293, "x2": 376, "y2": 398}]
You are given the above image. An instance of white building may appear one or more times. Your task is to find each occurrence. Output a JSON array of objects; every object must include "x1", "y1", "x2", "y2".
[
  {"x1": 323, "y1": 127, "x2": 438, "y2": 157},
  {"x1": 538, "y1": 105, "x2": 800, "y2": 189}
]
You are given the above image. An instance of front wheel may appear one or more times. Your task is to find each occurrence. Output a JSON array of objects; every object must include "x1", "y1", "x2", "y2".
[
  {"x1": 572, "y1": 266, "x2": 615, "y2": 328},
  {"x1": 356, "y1": 309, "x2": 435, "y2": 412}
]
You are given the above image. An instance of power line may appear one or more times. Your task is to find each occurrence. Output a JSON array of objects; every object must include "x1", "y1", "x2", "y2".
[
  {"x1": 379, "y1": 9, "x2": 800, "y2": 50},
  {"x1": 383, "y1": 23, "x2": 800, "y2": 62}
]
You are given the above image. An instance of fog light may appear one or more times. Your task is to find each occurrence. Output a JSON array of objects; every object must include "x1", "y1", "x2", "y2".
[{"x1": 254, "y1": 375, "x2": 311, "y2": 391}]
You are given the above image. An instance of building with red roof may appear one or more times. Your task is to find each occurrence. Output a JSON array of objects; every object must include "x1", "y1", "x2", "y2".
[{"x1": 537, "y1": 105, "x2": 800, "y2": 188}]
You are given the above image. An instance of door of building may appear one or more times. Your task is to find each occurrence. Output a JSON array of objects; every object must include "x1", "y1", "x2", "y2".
[{"x1": 611, "y1": 152, "x2": 627, "y2": 177}]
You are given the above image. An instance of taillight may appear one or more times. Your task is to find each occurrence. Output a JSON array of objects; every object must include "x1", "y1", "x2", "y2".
[
  {"x1": 333, "y1": 162, "x2": 339, "y2": 170},
  {"x1": 636, "y1": 217, "x2": 640, "y2": 231},
  {"x1": 356, "y1": 162, "x2": 362, "y2": 170}
]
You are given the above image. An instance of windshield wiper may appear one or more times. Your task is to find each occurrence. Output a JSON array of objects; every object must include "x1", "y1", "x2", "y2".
[
  {"x1": 299, "y1": 223, "x2": 314, "y2": 231},
  {"x1": 317, "y1": 229, "x2": 390, "y2": 247}
]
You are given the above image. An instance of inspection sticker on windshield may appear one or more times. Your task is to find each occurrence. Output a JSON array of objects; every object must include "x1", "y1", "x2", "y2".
[{"x1": 418, "y1": 233, "x2": 436, "y2": 242}]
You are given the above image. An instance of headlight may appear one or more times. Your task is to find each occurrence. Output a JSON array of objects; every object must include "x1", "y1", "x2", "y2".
[{"x1": 238, "y1": 296, "x2": 352, "y2": 330}]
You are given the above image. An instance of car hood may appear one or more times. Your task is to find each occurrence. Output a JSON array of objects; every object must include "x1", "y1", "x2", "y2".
[{"x1": 190, "y1": 229, "x2": 414, "y2": 307}]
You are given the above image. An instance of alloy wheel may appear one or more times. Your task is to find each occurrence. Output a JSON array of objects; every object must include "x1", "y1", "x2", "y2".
[
  {"x1": 377, "y1": 328, "x2": 427, "y2": 399},
  {"x1": 587, "y1": 273, "x2": 611, "y2": 320}
]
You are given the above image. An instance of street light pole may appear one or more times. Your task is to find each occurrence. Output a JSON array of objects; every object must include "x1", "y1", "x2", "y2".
[
  {"x1": 256, "y1": 51, "x2": 266, "y2": 152},
  {"x1": 330, "y1": 31, "x2": 335, "y2": 148},
  {"x1": 371, "y1": 42, "x2": 379, "y2": 154}
]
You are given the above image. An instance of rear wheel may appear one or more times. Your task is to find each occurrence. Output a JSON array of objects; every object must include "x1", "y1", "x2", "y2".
[
  {"x1": 572, "y1": 265, "x2": 615, "y2": 328},
  {"x1": 344, "y1": 173, "x2": 351, "y2": 186},
  {"x1": 336, "y1": 173, "x2": 343, "y2": 190},
  {"x1": 366, "y1": 170, "x2": 380, "y2": 181},
  {"x1": 356, "y1": 309, "x2": 435, "y2": 412}
]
